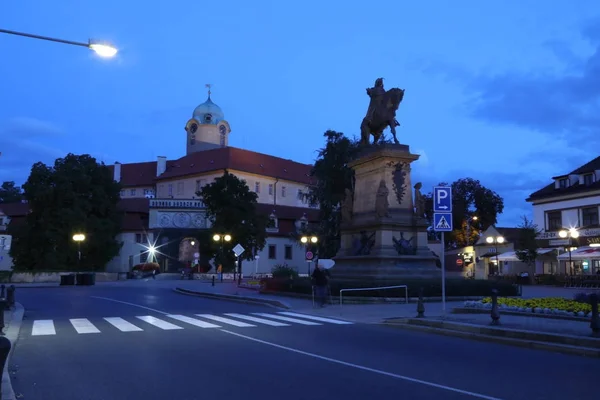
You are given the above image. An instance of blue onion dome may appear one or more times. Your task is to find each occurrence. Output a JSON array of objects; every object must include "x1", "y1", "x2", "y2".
[{"x1": 192, "y1": 94, "x2": 224, "y2": 125}]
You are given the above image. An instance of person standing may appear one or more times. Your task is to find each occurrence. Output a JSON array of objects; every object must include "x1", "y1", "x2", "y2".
[{"x1": 311, "y1": 263, "x2": 330, "y2": 307}]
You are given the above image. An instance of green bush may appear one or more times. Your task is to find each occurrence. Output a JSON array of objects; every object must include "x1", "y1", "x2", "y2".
[
  {"x1": 271, "y1": 264, "x2": 299, "y2": 279},
  {"x1": 259, "y1": 277, "x2": 519, "y2": 297}
]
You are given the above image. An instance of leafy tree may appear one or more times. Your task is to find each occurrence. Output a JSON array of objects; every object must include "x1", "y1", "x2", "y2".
[
  {"x1": 198, "y1": 171, "x2": 270, "y2": 271},
  {"x1": 515, "y1": 216, "x2": 542, "y2": 266},
  {"x1": 424, "y1": 178, "x2": 504, "y2": 247},
  {"x1": 304, "y1": 130, "x2": 361, "y2": 258},
  {"x1": 9, "y1": 154, "x2": 123, "y2": 271},
  {"x1": 0, "y1": 181, "x2": 23, "y2": 203}
]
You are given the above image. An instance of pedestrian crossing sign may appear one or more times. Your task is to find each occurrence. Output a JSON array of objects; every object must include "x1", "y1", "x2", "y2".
[{"x1": 433, "y1": 212, "x2": 453, "y2": 232}]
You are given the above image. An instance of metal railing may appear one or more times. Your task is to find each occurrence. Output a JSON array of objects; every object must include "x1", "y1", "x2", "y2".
[{"x1": 339, "y1": 285, "x2": 408, "y2": 308}]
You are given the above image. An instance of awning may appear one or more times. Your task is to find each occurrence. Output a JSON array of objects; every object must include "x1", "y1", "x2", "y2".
[
  {"x1": 496, "y1": 251, "x2": 519, "y2": 262},
  {"x1": 479, "y1": 252, "x2": 497, "y2": 258},
  {"x1": 557, "y1": 246, "x2": 600, "y2": 260},
  {"x1": 537, "y1": 248, "x2": 559, "y2": 255}
]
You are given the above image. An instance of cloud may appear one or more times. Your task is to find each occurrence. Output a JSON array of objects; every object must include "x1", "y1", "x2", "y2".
[{"x1": 0, "y1": 117, "x2": 66, "y2": 184}]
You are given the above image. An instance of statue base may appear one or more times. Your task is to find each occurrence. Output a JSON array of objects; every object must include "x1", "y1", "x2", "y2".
[{"x1": 333, "y1": 143, "x2": 440, "y2": 281}]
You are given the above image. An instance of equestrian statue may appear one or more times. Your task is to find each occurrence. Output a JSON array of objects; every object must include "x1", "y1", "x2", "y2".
[{"x1": 360, "y1": 78, "x2": 405, "y2": 145}]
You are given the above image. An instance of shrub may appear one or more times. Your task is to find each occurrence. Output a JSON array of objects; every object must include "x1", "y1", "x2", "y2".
[
  {"x1": 573, "y1": 292, "x2": 591, "y2": 303},
  {"x1": 132, "y1": 263, "x2": 160, "y2": 272},
  {"x1": 271, "y1": 264, "x2": 299, "y2": 279},
  {"x1": 481, "y1": 296, "x2": 591, "y2": 314},
  {"x1": 259, "y1": 277, "x2": 519, "y2": 297}
]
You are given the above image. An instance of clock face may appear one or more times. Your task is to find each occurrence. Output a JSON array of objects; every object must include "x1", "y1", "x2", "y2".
[
  {"x1": 190, "y1": 123, "x2": 198, "y2": 133},
  {"x1": 219, "y1": 124, "x2": 226, "y2": 134}
]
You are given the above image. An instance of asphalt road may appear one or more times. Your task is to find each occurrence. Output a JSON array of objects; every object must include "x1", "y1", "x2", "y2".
[{"x1": 8, "y1": 284, "x2": 598, "y2": 400}]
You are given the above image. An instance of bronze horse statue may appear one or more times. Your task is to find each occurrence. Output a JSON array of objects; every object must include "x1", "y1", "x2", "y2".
[{"x1": 360, "y1": 87, "x2": 405, "y2": 145}]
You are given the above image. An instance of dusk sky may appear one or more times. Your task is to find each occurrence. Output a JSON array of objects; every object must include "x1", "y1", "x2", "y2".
[{"x1": 1, "y1": 1, "x2": 599, "y2": 226}]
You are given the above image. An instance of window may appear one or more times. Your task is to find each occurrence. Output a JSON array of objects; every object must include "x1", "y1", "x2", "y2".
[
  {"x1": 177, "y1": 182, "x2": 184, "y2": 195},
  {"x1": 195, "y1": 179, "x2": 205, "y2": 193},
  {"x1": 547, "y1": 211, "x2": 562, "y2": 231},
  {"x1": 284, "y1": 245, "x2": 293, "y2": 260},
  {"x1": 205, "y1": 113, "x2": 212, "y2": 123},
  {"x1": 582, "y1": 207, "x2": 599, "y2": 226},
  {"x1": 584, "y1": 174, "x2": 594, "y2": 186},
  {"x1": 281, "y1": 186, "x2": 287, "y2": 197},
  {"x1": 130, "y1": 189, "x2": 136, "y2": 196},
  {"x1": 255, "y1": 182, "x2": 260, "y2": 193},
  {"x1": 268, "y1": 184, "x2": 274, "y2": 195},
  {"x1": 168, "y1": 184, "x2": 173, "y2": 196},
  {"x1": 135, "y1": 234, "x2": 148, "y2": 243},
  {"x1": 268, "y1": 245, "x2": 276, "y2": 259},
  {"x1": 559, "y1": 179, "x2": 568, "y2": 188}
]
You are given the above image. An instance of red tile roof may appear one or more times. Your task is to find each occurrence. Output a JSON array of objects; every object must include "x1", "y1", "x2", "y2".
[
  {"x1": 107, "y1": 147, "x2": 314, "y2": 187},
  {"x1": 0, "y1": 202, "x2": 29, "y2": 217}
]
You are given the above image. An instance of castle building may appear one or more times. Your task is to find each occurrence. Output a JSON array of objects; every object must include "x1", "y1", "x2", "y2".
[{"x1": 0, "y1": 89, "x2": 320, "y2": 275}]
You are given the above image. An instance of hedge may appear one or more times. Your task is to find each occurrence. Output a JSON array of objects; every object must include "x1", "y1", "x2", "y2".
[{"x1": 259, "y1": 277, "x2": 520, "y2": 298}]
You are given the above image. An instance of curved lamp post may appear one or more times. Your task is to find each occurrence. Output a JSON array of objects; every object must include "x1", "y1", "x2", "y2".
[
  {"x1": 486, "y1": 235, "x2": 505, "y2": 275},
  {"x1": 72, "y1": 233, "x2": 86, "y2": 268},
  {"x1": 301, "y1": 235, "x2": 318, "y2": 276},
  {"x1": 0, "y1": 28, "x2": 118, "y2": 57},
  {"x1": 559, "y1": 228, "x2": 579, "y2": 275}
]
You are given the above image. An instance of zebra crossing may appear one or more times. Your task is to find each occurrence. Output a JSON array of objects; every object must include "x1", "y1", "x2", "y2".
[{"x1": 26, "y1": 312, "x2": 353, "y2": 337}]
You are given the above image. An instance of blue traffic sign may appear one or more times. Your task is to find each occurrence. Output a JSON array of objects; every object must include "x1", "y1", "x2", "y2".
[
  {"x1": 433, "y1": 186, "x2": 452, "y2": 213},
  {"x1": 433, "y1": 212, "x2": 453, "y2": 232}
]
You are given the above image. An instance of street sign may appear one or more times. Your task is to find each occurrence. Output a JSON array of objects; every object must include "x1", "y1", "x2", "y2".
[
  {"x1": 305, "y1": 251, "x2": 314, "y2": 261},
  {"x1": 433, "y1": 186, "x2": 452, "y2": 212},
  {"x1": 232, "y1": 244, "x2": 245, "y2": 257},
  {"x1": 456, "y1": 259, "x2": 464, "y2": 267},
  {"x1": 433, "y1": 212, "x2": 453, "y2": 232}
]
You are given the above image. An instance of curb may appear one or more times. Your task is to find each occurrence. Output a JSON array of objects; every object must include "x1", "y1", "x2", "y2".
[
  {"x1": 173, "y1": 288, "x2": 291, "y2": 309},
  {"x1": 2, "y1": 303, "x2": 24, "y2": 400},
  {"x1": 452, "y1": 307, "x2": 589, "y2": 322},
  {"x1": 383, "y1": 320, "x2": 600, "y2": 358}
]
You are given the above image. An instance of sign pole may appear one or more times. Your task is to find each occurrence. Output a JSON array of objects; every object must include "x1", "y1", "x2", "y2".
[{"x1": 441, "y1": 231, "x2": 446, "y2": 315}]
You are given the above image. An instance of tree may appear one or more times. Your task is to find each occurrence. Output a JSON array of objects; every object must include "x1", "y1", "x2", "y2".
[
  {"x1": 424, "y1": 178, "x2": 504, "y2": 247},
  {"x1": 198, "y1": 171, "x2": 270, "y2": 271},
  {"x1": 9, "y1": 154, "x2": 123, "y2": 271},
  {"x1": 0, "y1": 181, "x2": 23, "y2": 203},
  {"x1": 515, "y1": 216, "x2": 542, "y2": 266},
  {"x1": 304, "y1": 130, "x2": 361, "y2": 258}
]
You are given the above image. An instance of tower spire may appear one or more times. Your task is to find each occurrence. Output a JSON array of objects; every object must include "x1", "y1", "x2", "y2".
[{"x1": 205, "y1": 83, "x2": 212, "y2": 99}]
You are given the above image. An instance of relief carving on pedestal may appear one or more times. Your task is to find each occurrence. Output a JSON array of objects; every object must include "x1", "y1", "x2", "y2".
[
  {"x1": 387, "y1": 161, "x2": 408, "y2": 205},
  {"x1": 159, "y1": 213, "x2": 171, "y2": 228},
  {"x1": 173, "y1": 212, "x2": 192, "y2": 228}
]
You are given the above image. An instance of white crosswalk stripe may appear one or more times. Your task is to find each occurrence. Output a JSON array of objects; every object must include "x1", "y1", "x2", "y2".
[
  {"x1": 277, "y1": 312, "x2": 354, "y2": 325},
  {"x1": 25, "y1": 312, "x2": 353, "y2": 336}
]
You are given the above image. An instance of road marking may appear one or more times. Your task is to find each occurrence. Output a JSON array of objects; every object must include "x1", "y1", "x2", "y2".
[
  {"x1": 220, "y1": 330, "x2": 503, "y2": 400},
  {"x1": 224, "y1": 313, "x2": 290, "y2": 327},
  {"x1": 90, "y1": 296, "x2": 169, "y2": 315},
  {"x1": 136, "y1": 316, "x2": 183, "y2": 330},
  {"x1": 104, "y1": 317, "x2": 144, "y2": 332},
  {"x1": 196, "y1": 314, "x2": 256, "y2": 327},
  {"x1": 277, "y1": 312, "x2": 354, "y2": 325},
  {"x1": 69, "y1": 318, "x2": 100, "y2": 334},
  {"x1": 167, "y1": 314, "x2": 221, "y2": 328},
  {"x1": 32, "y1": 320, "x2": 56, "y2": 336},
  {"x1": 252, "y1": 313, "x2": 321, "y2": 325}
]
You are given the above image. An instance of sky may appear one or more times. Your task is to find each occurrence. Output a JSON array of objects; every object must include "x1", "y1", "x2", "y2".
[{"x1": 1, "y1": 1, "x2": 599, "y2": 226}]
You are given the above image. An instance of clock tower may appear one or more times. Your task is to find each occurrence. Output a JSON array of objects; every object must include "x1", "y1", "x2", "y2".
[{"x1": 185, "y1": 84, "x2": 231, "y2": 154}]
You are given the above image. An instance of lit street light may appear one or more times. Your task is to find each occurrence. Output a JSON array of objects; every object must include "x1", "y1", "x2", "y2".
[
  {"x1": 213, "y1": 234, "x2": 232, "y2": 282},
  {"x1": 559, "y1": 228, "x2": 579, "y2": 275},
  {"x1": 486, "y1": 235, "x2": 504, "y2": 275},
  {"x1": 72, "y1": 233, "x2": 86, "y2": 268},
  {"x1": 0, "y1": 28, "x2": 118, "y2": 57},
  {"x1": 301, "y1": 235, "x2": 318, "y2": 275}
]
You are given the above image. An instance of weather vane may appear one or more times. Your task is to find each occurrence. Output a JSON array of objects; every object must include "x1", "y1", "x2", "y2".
[{"x1": 205, "y1": 83, "x2": 212, "y2": 97}]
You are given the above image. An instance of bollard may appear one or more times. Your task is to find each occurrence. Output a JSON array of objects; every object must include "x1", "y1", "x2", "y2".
[
  {"x1": 590, "y1": 293, "x2": 600, "y2": 337},
  {"x1": 6, "y1": 285, "x2": 14, "y2": 308},
  {"x1": 0, "y1": 335, "x2": 12, "y2": 395},
  {"x1": 0, "y1": 299, "x2": 4, "y2": 333},
  {"x1": 212, "y1": 275, "x2": 215, "y2": 287},
  {"x1": 490, "y1": 289, "x2": 500, "y2": 325},
  {"x1": 0, "y1": 284, "x2": 5, "y2": 298},
  {"x1": 416, "y1": 287, "x2": 425, "y2": 318}
]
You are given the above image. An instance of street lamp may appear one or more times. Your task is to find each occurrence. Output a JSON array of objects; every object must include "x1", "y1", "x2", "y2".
[
  {"x1": 559, "y1": 228, "x2": 579, "y2": 275},
  {"x1": 72, "y1": 233, "x2": 86, "y2": 268},
  {"x1": 0, "y1": 28, "x2": 118, "y2": 57},
  {"x1": 486, "y1": 235, "x2": 505, "y2": 275},
  {"x1": 213, "y1": 234, "x2": 231, "y2": 281},
  {"x1": 301, "y1": 235, "x2": 318, "y2": 275}
]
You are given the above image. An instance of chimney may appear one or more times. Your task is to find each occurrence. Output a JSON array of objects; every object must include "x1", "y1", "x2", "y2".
[
  {"x1": 114, "y1": 162, "x2": 121, "y2": 182},
  {"x1": 157, "y1": 156, "x2": 167, "y2": 176}
]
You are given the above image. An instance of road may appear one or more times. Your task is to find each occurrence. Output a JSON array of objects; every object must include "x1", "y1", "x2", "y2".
[{"x1": 8, "y1": 282, "x2": 598, "y2": 400}]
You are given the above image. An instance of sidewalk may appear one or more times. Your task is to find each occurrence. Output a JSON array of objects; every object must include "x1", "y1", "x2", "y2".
[{"x1": 2, "y1": 303, "x2": 24, "y2": 400}]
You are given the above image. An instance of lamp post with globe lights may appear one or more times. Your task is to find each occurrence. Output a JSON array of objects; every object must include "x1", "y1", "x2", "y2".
[
  {"x1": 559, "y1": 228, "x2": 579, "y2": 275},
  {"x1": 213, "y1": 234, "x2": 231, "y2": 280},
  {"x1": 72, "y1": 234, "x2": 86, "y2": 268},
  {"x1": 301, "y1": 235, "x2": 318, "y2": 275},
  {"x1": 486, "y1": 235, "x2": 505, "y2": 275},
  {"x1": 0, "y1": 28, "x2": 118, "y2": 57}
]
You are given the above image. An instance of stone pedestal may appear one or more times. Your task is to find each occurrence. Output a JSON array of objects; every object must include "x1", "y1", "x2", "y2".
[{"x1": 333, "y1": 143, "x2": 439, "y2": 281}]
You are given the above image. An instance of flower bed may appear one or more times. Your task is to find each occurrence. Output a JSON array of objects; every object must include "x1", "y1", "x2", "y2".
[{"x1": 463, "y1": 297, "x2": 592, "y2": 317}]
